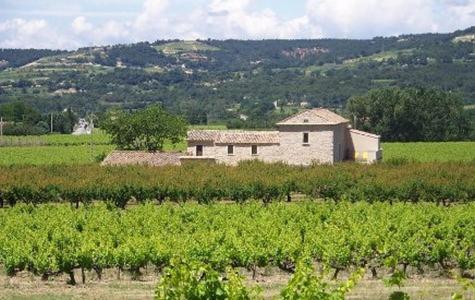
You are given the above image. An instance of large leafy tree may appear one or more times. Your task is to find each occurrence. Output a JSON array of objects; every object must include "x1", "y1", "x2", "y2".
[
  {"x1": 346, "y1": 87, "x2": 471, "y2": 142},
  {"x1": 102, "y1": 105, "x2": 187, "y2": 151}
]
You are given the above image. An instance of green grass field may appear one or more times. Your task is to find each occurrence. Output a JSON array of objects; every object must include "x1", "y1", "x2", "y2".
[
  {"x1": 0, "y1": 145, "x2": 114, "y2": 165},
  {"x1": 0, "y1": 131, "x2": 111, "y2": 147},
  {"x1": 286, "y1": 49, "x2": 416, "y2": 76},
  {"x1": 343, "y1": 49, "x2": 414, "y2": 66},
  {"x1": 382, "y1": 141, "x2": 475, "y2": 162}
]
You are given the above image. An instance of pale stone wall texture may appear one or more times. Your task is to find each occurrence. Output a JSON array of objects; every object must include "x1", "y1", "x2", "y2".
[
  {"x1": 277, "y1": 125, "x2": 335, "y2": 165},
  {"x1": 187, "y1": 141, "x2": 214, "y2": 157},
  {"x1": 212, "y1": 144, "x2": 280, "y2": 166},
  {"x1": 332, "y1": 123, "x2": 348, "y2": 162},
  {"x1": 185, "y1": 124, "x2": 381, "y2": 165}
]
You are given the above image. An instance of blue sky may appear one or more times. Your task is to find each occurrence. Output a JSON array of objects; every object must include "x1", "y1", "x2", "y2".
[{"x1": 0, "y1": 0, "x2": 474, "y2": 49}]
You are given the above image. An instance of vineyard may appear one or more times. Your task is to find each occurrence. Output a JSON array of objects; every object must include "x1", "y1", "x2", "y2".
[
  {"x1": 0, "y1": 202, "x2": 474, "y2": 299},
  {"x1": 0, "y1": 141, "x2": 474, "y2": 298},
  {"x1": 0, "y1": 161, "x2": 473, "y2": 207}
]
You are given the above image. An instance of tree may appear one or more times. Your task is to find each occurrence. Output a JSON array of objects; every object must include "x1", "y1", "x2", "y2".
[
  {"x1": 346, "y1": 87, "x2": 471, "y2": 142},
  {"x1": 53, "y1": 109, "x2": 78, "y2": 134},
  {"x1": 102, "y1": 105, "x2": 187, "y2": 151}
]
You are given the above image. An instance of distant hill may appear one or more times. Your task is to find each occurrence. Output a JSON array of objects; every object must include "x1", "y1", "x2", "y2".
[{"x1": 0, "y1": 27, "x2": 474, "y2": 127}]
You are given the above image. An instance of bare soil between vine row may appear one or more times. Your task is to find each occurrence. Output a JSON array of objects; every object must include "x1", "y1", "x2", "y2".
[{"x1": 1, "y1": 267, "x2": 474, "y2": 299}]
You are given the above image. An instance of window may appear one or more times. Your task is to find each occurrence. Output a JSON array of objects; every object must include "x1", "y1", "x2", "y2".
[
  {"x1": 251, "y1": 145, "x2": 258, "y2": 155},
  {"x1": 303, "y1": 118, "x2": 309, "y2": 123},
  {"x1": 196, "y1": 145, "x2": 203, "y2": 156},
  {"x1": 227, "y1": 145, "x2": 234, "y2": 155},
  {"x1": 303, "y1": 132, "x2": 309, "y2": 144}
]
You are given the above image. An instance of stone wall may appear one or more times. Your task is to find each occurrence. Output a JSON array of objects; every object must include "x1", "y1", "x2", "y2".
[
  {"x1": 277, "y1": 125, "x2": 335, "y2": 165},
  {"x1": 187, "y1": 141, "x2": 214, "y2": 157},
  {"x1": 333, "y1": 123, "x2": 348, "y2": 162},
  {"x1": 185, "y1": 125, "x2": 375, "y2": 166},
  {"x1": 212, "y1": 144, "x2": 281, "y2": 166}
]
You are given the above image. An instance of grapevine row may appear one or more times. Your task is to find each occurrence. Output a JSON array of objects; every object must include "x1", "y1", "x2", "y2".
[
  {"x1": 0, "y1": 161, "x2": 474, "y2": 207},
  {"x1": 0, "y1": 202, "x2": 474, "y2": 285}
]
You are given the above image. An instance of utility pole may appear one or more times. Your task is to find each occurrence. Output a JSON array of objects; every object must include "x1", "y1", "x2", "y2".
[
  {"x1": 0, "y1": 117, "x2": 3, "y2": 137},
  {"x1": 50, "y1": 113, "x2": 53, "y2": 133}
]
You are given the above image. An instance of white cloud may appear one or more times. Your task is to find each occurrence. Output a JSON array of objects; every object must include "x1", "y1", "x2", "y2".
[
  {"x1": 192, "y1": 0, "x2": 323, "y2": 39},
  {"x1": 71, "y1": 17, "x2": 132, "y2": 46},
  {"x1": 305, "y1": 0, "x2": 436, "y2": 37},
  {"x1": 305, "y1": 0, "x2": 475, "y2": 37},
  {"x1": 133, "y1": 0, "x2": 170, "y2": 38},
  {"x1": 72, "y1": 16, "x2": 93, "y2": 34},
  {"x1": 0, "y1": 18, "x2": 47, "y2": 34},
  {"x1": 1, "y1": 0, "x2": 475, "y2": 49},
  {"x1": 0, "y1": 18, "x2": 76, "y2": 49},
  {"x1": 445, "y1": 0, "x2": 475, "y2": 28}
]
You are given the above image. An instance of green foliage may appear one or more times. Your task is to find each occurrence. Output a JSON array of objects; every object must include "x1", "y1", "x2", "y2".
[
  {"x1": 347, "y1": 87, "x2": 471, "y2": 141},
  {"x1": 281, "y1": 258, "x2": 364, "y2": 300},
  {"x1": 0, "y1": 130, "x2": 111, "y2": 147},
  {"x1": 0, "y1": 48, "x2": 65, "y2": 69},
  {"x1": 0, "y1": 161, "x2": 473, "y2": 205},
  {"x1": 0, "y1": 145, "x2": 114, "y2": 166},
  {"x1": 0, "y1": 102, "x2": 78, "y2": 135},
  {"x1": 96, "y1": 42, "x2": 174, "y2": 67},
  {"x1": 94, "y1": 151, "x2": 108, "y2": 163},
  {"x1": 1, "y1": 201, "x2": 475, "y2": 289},
  {"x1": 0, "y1": 101, "x2": 41, "y2": 123},
  {"x1": 382, "y1": 142, "x2": 475, "y2": 162},
  {"x1": 451, "y1": 274, "x2": 475, "y2": 300},
  {"x1": 155, "y1": 258, "x2": 257, "y2": 300},
  {"x1": 102, "y1": 105, "x2": 187, "y2": 151},
  {"x1": 52, "y1": 108, "x2": 79, "y2": 134},
  {"x1": 389, "y1": 291, "x2": 411, "y2": 300},
  {"x1": 384, "y1": 271, "x2": 407, "y2": 289}
]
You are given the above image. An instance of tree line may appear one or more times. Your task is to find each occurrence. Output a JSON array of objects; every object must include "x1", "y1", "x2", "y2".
[
  {"x1": 346, "y1": 87, "x2": 472, "y2": 141},
  {"x1": 0, "y1": 102, "x2": 78, "y2": 135}
]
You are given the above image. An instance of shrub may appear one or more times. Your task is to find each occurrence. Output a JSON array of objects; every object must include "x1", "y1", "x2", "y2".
[
  {"x1": 155, "y1": 258, "x2": 258, "y2": 300},
  {"x1": 281, "y1": 258, "x2": 364, "y2": 300}
]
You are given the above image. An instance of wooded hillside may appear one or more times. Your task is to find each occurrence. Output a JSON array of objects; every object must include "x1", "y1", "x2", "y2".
[{"x1": 0, "y1": 27, "x2": 474, "y2": 128}]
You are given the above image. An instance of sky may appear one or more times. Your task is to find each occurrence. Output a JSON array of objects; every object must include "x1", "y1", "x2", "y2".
[{"x1": 0, "y1": 0, "x2": 474, "y2": 49}]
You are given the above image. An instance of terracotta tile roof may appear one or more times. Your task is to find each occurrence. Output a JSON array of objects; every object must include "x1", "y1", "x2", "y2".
[
  {"x1": 187, "y1": 130, "x2": 218, "y2": 142},
  {"x1": 101, "y1": 151, "x2": 182, "y2": 167},
  {"x1": 349, "y1": 129, "x2": 380, "y2": 139},
  {"x1": 187, "y1": 130, "x2": 280, "y2": 144},
  {"x1": 276, "y1": 108, "x2": 349, "y2": 125}
]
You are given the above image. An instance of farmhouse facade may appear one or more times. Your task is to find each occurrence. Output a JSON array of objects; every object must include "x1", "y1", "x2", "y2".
[{"x1": 182, "y1": 108, "x2": 382, "y2": 165}]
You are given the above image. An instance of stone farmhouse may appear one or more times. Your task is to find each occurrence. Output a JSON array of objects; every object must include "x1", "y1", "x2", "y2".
[{"x1": 181, "y1": 108, "x2": 382, "y2": 165}]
